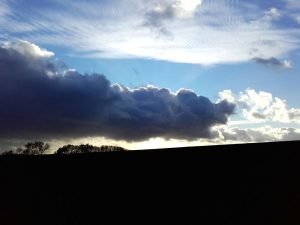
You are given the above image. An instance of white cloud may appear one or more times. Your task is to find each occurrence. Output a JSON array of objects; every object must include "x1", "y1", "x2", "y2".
[
  {"x1": 282, "y1": 59, "x2": 293, "y2": 68},
  {"x1": 176, "y1": 0, "x2": 202, "y2": 17},
  {"x1": 219, "y1": 89, "x2": 300, "y2": 124},
  {"x1": 289, "y1": 108, "x2": 300, "y2": 120},
  {"x1": 3, "y1": 40, "x2": 54, "y2": 58},
  {"x1": 264, "y1": 7, "x2": 281, "y2": 20},
  {"x1": 0, "y1": 0, "x2": 299, "y2": 65},
  {"x1": 179, "y1": 0, "x2": 202, "y2": 12}
]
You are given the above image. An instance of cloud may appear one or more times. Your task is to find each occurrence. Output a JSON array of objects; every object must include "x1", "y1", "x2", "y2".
[
  {"x1": 218, "y1": 127, "x2": 277, "y2": 143},
  {"x1": 289, "y1": 108, "x2": 300, "y2": 121},
  {"x1": 284, "y1": 0, "x2": 300, "y2": 9},
  {"x1": 3, "y1": 125, "x2": 300, "y2": 152},
  {"x1": 294, "y1": 15, "x2": 300, "y2": 24},
  {"x1": 0, "y1": 1, "x2": 10, "y2": 17},
  {"x1": 218, "y1": 89, "x2": 300, "y2": 123},
  {"x1": 142, "y1": 0, "x2": 202, "y2": 35},
  {"x1": 3, "y1": 40, "x2": 54, "y2": 58},
  {"x1": 143, "y1": 2, "x2": 178, "y2": 36},
  {"x1": 217, "y1": 126, "x2": 300, "y2": 143},
  {"x1": 253, "y1": 57, "x2": 293, "y2": 69},
  {"x1": 264, "y1": 7, "x2": 281, "y2": 21},
  {"x1": 281, "y1": 1, "x2": 300, "y2": 24},
  {"x1": 178, "y1": 0, "x2": 202, "y2": 13},
  {"x1": 1, "y1": 0, "x2": 299, "y2": 65},
  {"x1": 0, "y1": 40, "x2": 235, "y2": 142}
]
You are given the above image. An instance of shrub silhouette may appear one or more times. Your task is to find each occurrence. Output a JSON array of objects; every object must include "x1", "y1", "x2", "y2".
[
  {"x1": 55, "y1": 144, "x2": 126, "y2": 154},
  {"x1": 1, "y1": 142, "x2": 125, "y2": 155},
  {"x1": 1, "y1": 150, "x2": 15, "y2": 156}
]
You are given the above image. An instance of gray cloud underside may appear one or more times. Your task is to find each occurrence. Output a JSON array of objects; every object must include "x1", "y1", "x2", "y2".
[
  {"x1": 0, "y1": 42, "x2": 235, "y2": 141},
  {"x1": 219, "y1": 127, "x2": 300, "y2": 143},
  {"x1": 253, "y1": 57, "x2": 292, "y2": 69},
  {"x1": 142, "y1": 1, "x2": 178, "y2": 36}
]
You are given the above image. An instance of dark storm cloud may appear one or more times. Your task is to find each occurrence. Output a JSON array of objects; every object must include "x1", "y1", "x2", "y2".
[
  {"x1": 107, "y1": 85, "x2": 235, "y2": 140},
  {"x1": 0, "y1": 41, "x2": 235, "y2": 141},
  {"x1": 253, "y1": 57, "x2": 292, "y2": 69}
]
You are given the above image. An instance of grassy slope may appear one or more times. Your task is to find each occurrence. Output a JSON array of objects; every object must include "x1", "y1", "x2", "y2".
[{"x1": 0, "y1": 141, "x2": 300, "y2": 225}]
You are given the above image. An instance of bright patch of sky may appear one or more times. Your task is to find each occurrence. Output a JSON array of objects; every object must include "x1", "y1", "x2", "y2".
[{"x1": 1, "y1": 0, "x2": 300, "y2": 64}]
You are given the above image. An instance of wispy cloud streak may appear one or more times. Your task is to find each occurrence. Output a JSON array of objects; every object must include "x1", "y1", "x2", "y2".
[{"x1": 0, "y1": 0, "x2": 299, "y2": 65}]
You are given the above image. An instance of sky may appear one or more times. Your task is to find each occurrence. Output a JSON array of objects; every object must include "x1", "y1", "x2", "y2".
[{"x1": 0, "y1": 0, "x2": 300, "y2": 152}]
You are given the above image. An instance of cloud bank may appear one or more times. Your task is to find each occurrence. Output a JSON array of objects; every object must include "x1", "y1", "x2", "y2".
[
  {"x1": 217, "y1": 126, "x2": 300, "y2": 143},
  {"x1": 219, "y1": 89, "x2": 300, "y2": 124},
  {"x1": 0, "y1": 41, "x2": 235, "y2": 141}
]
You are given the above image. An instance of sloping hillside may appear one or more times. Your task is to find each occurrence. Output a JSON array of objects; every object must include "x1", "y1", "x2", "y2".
[{"x1": 0, "y1": 141, "x2": 300, "y2": 225}]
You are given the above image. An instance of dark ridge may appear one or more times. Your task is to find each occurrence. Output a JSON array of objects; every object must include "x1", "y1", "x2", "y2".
[{"x1": 0, "y1": 141, "x2": 300, "y2": 225}]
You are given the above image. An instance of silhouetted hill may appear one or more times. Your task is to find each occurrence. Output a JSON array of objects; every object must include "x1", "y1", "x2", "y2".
[{"x1": 1, "y1": 141, "x2": 300, "y2": 225}]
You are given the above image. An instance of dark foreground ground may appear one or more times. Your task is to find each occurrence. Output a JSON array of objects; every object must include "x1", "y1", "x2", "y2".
[{"x1": 1, "y1": 141, "x2": 300, "y2": 225}]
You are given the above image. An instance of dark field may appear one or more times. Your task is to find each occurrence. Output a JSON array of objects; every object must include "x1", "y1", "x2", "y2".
[{"x1": 1, "y1": 141, "x2": 300, "y2": 225}]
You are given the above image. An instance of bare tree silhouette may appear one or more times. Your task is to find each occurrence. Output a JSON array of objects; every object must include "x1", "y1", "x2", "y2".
[
  {"x1": 22, "y1": 142, "x2": 50, "y2": 155},
  {"x1": 1, "y1": 141, "x2": 50, "y2": 155}
]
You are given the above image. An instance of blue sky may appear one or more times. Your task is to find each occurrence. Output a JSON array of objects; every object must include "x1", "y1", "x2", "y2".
[
  {"x1": 56, "y1": 56, "x2": 300, "y2": 106},
  {"x1": 0, "y1": 0, "x2": 300, "y2": 150}
]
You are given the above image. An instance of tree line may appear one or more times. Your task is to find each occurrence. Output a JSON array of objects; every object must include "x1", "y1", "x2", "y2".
[{"x1": 1, "y1": 141, "x2": 126, "y2": 155}]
